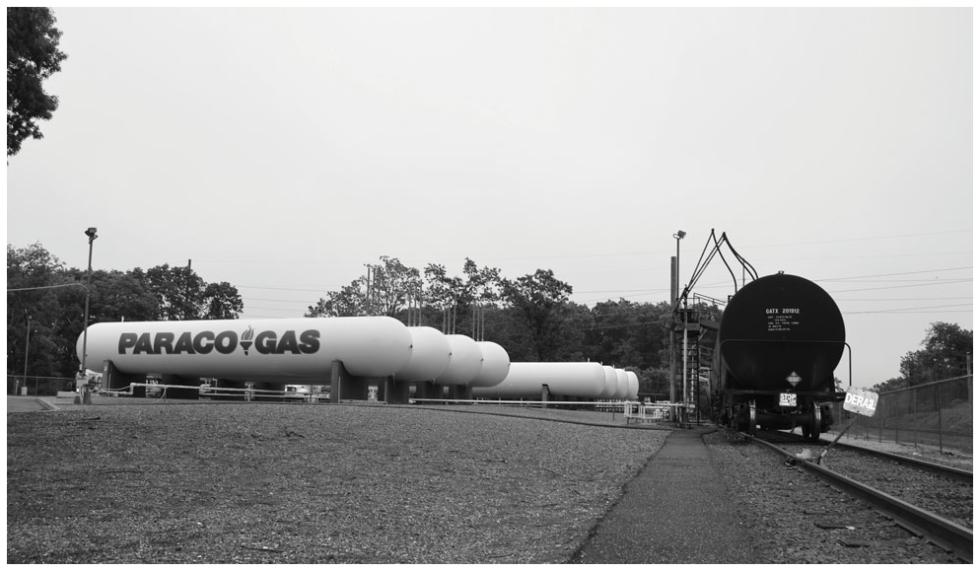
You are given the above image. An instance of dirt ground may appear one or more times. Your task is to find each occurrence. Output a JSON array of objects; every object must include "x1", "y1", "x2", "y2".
[{"x1": 7, "y1": 400, "x2": 668, "y2": 563}]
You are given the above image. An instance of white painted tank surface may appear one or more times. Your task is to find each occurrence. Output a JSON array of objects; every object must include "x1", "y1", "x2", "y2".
[
  {"x1": 614, "y1": 369, "x2": 629, "y2": 400},
  {"x1": 626, "y1": 371, "x2": 639, "y2": 400},
  {"x1": 601, "y1": 365, "x2": 619, "y2": 399},
  {"x1": 470, "y1": 341, "x2": 510, "y2": 387},
  {"x1": 472, "y1": 362, "x2": 606, "y2": 399},
  {"x1": 434, "y1": 334, "x2": 483, "y2": 386},
  {"x1": 77, "y1": 316, "x2": 412, "y2": 380},
  {"x1": 394, "y1": 326, "x2": 451, "y2": 383}
]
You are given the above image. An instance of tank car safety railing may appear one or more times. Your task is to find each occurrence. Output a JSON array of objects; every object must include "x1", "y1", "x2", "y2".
[{"x1": 719, "y1": 339, "x2": 852, "y2": 389}]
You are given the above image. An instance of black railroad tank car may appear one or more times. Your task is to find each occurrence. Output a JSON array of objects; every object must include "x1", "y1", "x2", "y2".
[{"x1": 711, "y1": 272, "x2": 845, "y2": 438}]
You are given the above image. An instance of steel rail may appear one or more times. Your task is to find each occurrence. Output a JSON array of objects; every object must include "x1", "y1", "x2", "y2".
[
  {"x1": 816, "y1": 437, "x2": 973, "y2": 482},
  {"x1": 745, "y1": 433, "x2": 973, "y2": 563},
  {"x1": 752, "y1": 431, "x2": 973, "y2": 482},
  {"x1": 769, "y1": 430, "x2": 973, "y2": 482}
]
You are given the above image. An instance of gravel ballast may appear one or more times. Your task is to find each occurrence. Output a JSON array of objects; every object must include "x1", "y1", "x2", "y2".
[
  {"x1": 703, "y1": 430, "x2": 965, "y2": 564},
  {"x1": 7, "y1": 403, "x2": 668, "y2": 563}
]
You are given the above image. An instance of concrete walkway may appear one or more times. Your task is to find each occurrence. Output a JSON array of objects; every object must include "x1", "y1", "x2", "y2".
[
  {"x1": 572, "y1": 427, "x2": 755, "y2": 564},
  {"x1": 6, "y1": 396, "x2": 57, "y2": 412}
]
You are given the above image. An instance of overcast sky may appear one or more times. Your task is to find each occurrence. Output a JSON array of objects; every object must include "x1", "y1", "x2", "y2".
[{"x1": 6, "y1": 7, "x2": 973, "y2": 388}]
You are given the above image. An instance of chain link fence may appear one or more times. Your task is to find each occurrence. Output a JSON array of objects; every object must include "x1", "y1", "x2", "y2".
[{"x1": 830, "y1": 375, "x2": 972, "y2": 455}]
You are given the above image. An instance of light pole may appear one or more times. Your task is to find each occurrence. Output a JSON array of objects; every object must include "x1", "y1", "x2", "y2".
[
  {"x1": 672, "y1": 230, "x2": 685, "y2": 422},
  {"x1": 23, "y1": 314, "x2": 32, "y2": 395},
  {"x1": 81, "y1": 227, "x2": 97, "y2": 402}
]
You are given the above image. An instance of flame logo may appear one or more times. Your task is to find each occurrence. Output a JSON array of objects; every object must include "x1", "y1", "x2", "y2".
[{"x1": 241, "y1": 326, "x2": 255, "y2": 355}]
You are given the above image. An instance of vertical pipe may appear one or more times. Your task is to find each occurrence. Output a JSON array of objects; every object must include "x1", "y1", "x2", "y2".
[
  {"x1": 682, "y1": 297, "x2": 688, "y2": 425},
  {"x1": 911, "y1": 385, "x2": 918, "y2": 449},
  {"x1": 670, "y1": 256, "x2": 677, "y2": 308},
  {"x1": 936, "y1": 384, "x2": 943, "y2": 453},
  {"x1": 364, "y1": 266, "x2": 371, "y2": 315},
  {"x1": 668, "y1": 257, "x2": 677, "y2": 416},
  {"x1": 23, "y1": 315, "x2": 31, "y2": 395}
]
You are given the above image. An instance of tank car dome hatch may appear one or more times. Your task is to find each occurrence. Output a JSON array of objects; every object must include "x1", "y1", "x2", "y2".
[
  {"x1": 470, "y1": 341, "x2": 511, "y2": 387},
  {"x1": 601, "y1": 365, "x2": 619, "y2": 399},
  {"x1": 718, "y1": 273, "x2": 845, "y2": 393},
  {"x1": 394, "y1": 326, "x2": 451, "y2": 382},
  {"x1": 434, "y1": 334, "x2": 483, "y2": 386}
]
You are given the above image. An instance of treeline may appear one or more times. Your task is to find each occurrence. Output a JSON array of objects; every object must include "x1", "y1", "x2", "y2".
[
  {"x1": 873, "y1": 322, "x2": 973, "y2": 393},
  {"x1": 7, "y1": 247, "x2": 677, "y2": 395},
  {"x1": 307, "y1": 256, "x2": 675, "y2": 395},
  {"x1": 7, "y1": 243, "x2": 244, "y2": 380},
  {"x1": 12, "y1": 244, "x2": 968, "y2": 398}
]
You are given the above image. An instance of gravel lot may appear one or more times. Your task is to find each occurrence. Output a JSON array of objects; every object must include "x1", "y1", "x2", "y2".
[
  {"x1": 703, "y1": 430, "x2": 965, "y2": 564},
  {"x1": 7, "y1": 403, "x2": 668, "y2": 564}
]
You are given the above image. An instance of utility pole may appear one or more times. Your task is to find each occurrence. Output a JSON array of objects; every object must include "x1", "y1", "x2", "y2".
[
  {"x1": 81, "y1": 227, "x2": 98, "y2": 404},
  {"x1": 672, "y1": 230, "x2": 686, "y2": 422},
  {"x1": 669, "y1": 256, "x2": 676, "y2": 406}
]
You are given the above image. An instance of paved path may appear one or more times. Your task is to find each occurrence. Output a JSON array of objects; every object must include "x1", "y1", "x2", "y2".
[
  {"x1": 6, "y1": 396, "x2": 54, "y2": 413},
  {"x1": 572, "y1": 427, "x2": 755, "y2": 563}
]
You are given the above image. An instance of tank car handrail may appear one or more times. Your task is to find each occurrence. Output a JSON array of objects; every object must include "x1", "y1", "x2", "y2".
[{"x1": 720, "y1": 339, "x2": 852, "y2": 388}]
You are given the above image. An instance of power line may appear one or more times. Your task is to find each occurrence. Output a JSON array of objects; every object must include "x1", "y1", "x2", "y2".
[
  {"x1": 7, "y1": 282, "x2": 88, "y2": 292},
  {"x1": 817, "y1": 266, "x2": 972, "y2": 281},
  {"x1": 836, "y1": 296, "x2": 973, "y2": 302},
  {"x1": 828, "y1": 279, "x2": 972, "y2": 294},
  {"x1": 845, "y1": 303, "x2": 973, "y2": 315},
  {"x1": 238, "y1": 285, "x2": 335, "y2": 293}
]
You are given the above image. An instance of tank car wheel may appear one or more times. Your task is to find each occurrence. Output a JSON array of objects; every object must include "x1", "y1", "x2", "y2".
[{"x1": 803, "y1": 402, "x2": 821, "y2": 441}]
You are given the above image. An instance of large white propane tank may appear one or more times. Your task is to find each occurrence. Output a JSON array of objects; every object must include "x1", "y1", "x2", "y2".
[
  {"x1": 601, "y1": 365, "x2": 619, "y2": 399},
  {"x1": 626, "y1": 370, "x2": 640, "y2": 400},
  {"x1": 472, "y1": 362, "x2": 606, "y2": 399},
  {"x1": 470, "y1": 341, "x2": 511, "y2": 387},
  {"x1": 614, "y1": 369, "x2": 629, "y2": 400},
  {"x1": 394, "y1": 326, "x2": 452, "y2": 382},
  {"x1": 77, "y1": 316, "x2": 412, "y2": 381},
  {"x1": 434, "y1": 334, "x2": 483, "y2": 386}
]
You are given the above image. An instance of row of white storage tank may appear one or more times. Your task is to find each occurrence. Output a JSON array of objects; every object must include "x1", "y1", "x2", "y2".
[
  {"x1": 77, "y1": 316, "x2": 638, "y2": 399},
  {"x1": 473, "y1": 362, "x2": 639, "y2": 401}
]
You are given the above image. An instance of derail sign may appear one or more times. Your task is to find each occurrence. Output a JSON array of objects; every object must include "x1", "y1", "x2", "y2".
[{"x1": 843, "y1": 388, "x2": 878, "y2": 417}]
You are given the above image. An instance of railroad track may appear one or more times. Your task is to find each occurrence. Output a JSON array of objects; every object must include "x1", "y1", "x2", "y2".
[
  {"x1": 744, "y1": 430, "x2": 973, "y2": 562},
  {"x1": 756, "y1": 431, "x2": 973, "y2": 483}
]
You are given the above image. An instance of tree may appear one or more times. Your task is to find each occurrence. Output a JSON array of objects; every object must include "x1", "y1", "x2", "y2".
[
  {"x1": 8, "y1": 243, "x2": 246, "y2": 383},
  {"x1": 7, "y1": 7, "x2": 67, "y2": 156},
  {"x1": 7, "y1": 244, "x2": 67, "y2": 378},
  {"x1": 899, "y1": 322, "x2": 973, "y2": 384},
  {"x1": 133, "y1": 264, "x2": 243, "y2": 320},
  {"x1": 203, "y1": 281, "x2": 244, "y2": 320},
  {"x1": 306, "y1": 256, "x2": 422, "y2": 318},
  {"x1": 424, "y1": 262, "x2": 465, "y2": 332},
  {"x1": 874, "y1": 322, "x2": 973, "y2": 393},
  {"x1": 307, "y1": 280, "x2": 368, "y2": 318},
  {"x1": 135, "y1": 265, "x2": 206, "y2": 320},
  {"x1": 500, "y1": 269, "x2": 573, "y2": 361},
  {"x1": 367, "y1": 256, "x2": 422, "y2": 317}
]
